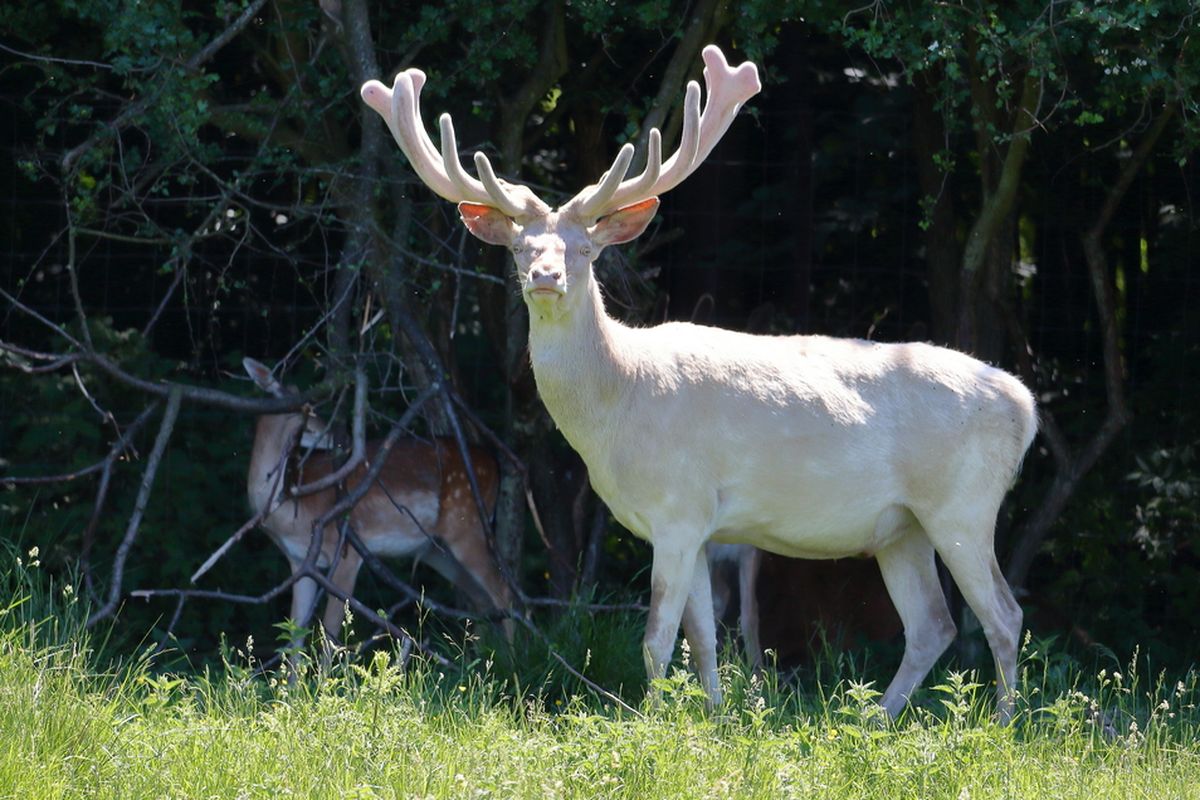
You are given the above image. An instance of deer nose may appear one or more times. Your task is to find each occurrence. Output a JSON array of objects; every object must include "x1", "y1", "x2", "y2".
[{"x1": 530, "y1": 266, "x2": 562, "y2": 283}]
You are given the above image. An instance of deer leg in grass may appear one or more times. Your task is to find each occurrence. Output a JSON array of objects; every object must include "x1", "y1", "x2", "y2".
[
  {"x1": 929, "y1": 520, "x2": 1023, "y2": 723},
  {"x1": 644, "y1": 537, "x2": 707, "y2": 699},
  {"x1": 435, "y1": 522, "x2": 514, "y2": 640},
  {"x1": 680, "y1": 552, "x2": 722, "y2": 706},
  {"x1": 875, "y1": 510, "x2": 957, "y2": 718},
  {"x1": 421, "y1": 546, "x2": 509, "y2": 636},
  {"x1": 286, "y1": 556, "x2": 321, "y2": 653},
  {"x1": 320, "y1": 545, "x2": 364, "y2": 643},
  {"x1": 736, "y1": 547, "x2": 763, "y2": 672}
]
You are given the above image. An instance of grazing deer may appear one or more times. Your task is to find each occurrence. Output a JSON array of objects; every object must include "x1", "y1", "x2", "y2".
[
  {"x1": 361, "y1": 44, "x2": 1037, "y2": 719},
  {"x1": 243, "y1": 358, "x2": 510, "y2": 646},
  {"x1": 706, "y1": 543, "x2": 763, "y2": 671}
]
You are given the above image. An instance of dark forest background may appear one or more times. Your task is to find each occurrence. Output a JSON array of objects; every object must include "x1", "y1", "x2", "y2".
[{"x1": 2, "y1": 0, "x2": 1198, "y2": 683}]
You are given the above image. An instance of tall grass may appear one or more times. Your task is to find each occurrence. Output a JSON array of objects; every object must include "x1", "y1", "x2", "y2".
[{"x1": 2, "y1": 553, "x2": 1199, "y2": 799}]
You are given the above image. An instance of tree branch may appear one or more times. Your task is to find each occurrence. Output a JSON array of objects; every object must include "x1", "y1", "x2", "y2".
[{"x1": 87, "y1": 386, "x2": 182, "y2": 627}]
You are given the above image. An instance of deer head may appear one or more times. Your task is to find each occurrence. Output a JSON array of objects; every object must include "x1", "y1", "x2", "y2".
[
  {"x1": 360, "y1": 46, "x2": 761, "y2": 319},
  {"x1": 243, "y1": 357, "x2": 334, "y2": 450}
]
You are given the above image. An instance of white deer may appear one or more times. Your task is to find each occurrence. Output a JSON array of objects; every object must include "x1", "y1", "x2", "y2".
[
  {"x1": 243, "y1": 358, "x2": 511, "y2": 647},
  {"x1": 360, "y1": 45, "x2": 1037, "y2": 719}
]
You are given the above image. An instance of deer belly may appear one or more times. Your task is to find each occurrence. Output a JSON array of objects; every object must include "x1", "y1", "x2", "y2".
[
  {"x1": 711, "y1": 480, "x2": 899, "y2": 559},
  {"x1": 351, "y1": 491, "x2": 440, "y2": 558}
]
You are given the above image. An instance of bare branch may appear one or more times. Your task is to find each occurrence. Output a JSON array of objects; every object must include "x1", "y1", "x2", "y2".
[
  {"x1": 1, "y1": 403, "x2": 156, "y2": 487},
  {"x1": 189, "y1": 424, "x2": 301, "y2": 584},
  {"x1": 289, "y1": 363, "x2": 368, "y2": 497},
  {"x1": 88, "y1": 386, "x2": 182, "y2": 627},
  {"x1": 0, "y1": 40, "x2": 125, "y2": 70},
  {"x1": 0, "y1": 307, "x2": 341, "y2": 413}
]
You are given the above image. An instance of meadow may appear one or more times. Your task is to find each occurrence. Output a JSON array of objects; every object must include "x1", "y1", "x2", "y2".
[{"x1": 3, "y1": 554, "x2": 1199, "y2": 800}]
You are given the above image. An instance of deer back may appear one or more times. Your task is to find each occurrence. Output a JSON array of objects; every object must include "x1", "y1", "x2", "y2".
[{"x1": 247, "y1": 415, "x2": 498, "y2": 565}]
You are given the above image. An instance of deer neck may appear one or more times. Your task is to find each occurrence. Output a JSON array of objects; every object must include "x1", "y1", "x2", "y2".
[
  {"x1": 526, "y1": 274, "x2": 631, "y2": 450},
  {"x1": 247, "y1": 414, "x2": 300, "y2": 514}
]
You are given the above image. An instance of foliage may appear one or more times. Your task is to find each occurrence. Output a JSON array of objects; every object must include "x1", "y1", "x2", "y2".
[{"x1": 2, "y1": 0, "x2": 1200, "y2": 682}]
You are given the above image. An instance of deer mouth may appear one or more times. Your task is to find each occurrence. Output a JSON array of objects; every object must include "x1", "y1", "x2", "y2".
[{"x1": 526, "y1": 284, "x2": 564, "y2": 300}]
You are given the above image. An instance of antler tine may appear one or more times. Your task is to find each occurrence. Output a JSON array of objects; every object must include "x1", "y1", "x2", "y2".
[
  {"x1": 362, "y1": 70, "x2": 549, "y2": 218},
  {"x1": 686, "y1": 45, "x2": 762, "y2": 172},
  {"x1": 562, "y1": 44, "x2": 760, "y2": 222},
  {"x1": 621, "y1": 128, "x2": 664, "y2": 200},
  {"x1": 569, "y1": 143, "x2": 635, "y2": 220},
  {"x1": 398, "y1": 70, "x2": 446, "y2": 181},
  {"x1": 570, "y1": 131, "x2": 666, "y2": 222},
  {"x1": 474, "y1": 153, "x2": 516, "y2": 211},
  {"x1": 361, "y1": 70, "x2": 456, "y2": 201},
  {"x1": 437, "y1": 114, "x2": 526, "y2": 218},
  {"x1": 638, "y1": 79, "x2": 701, "y2": 198}
]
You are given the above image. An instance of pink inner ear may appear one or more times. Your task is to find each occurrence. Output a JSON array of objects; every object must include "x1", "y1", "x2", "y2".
[
  {"x1": 459, "y1": 202, "x2": 515, "y2": 246},
  {"x1": 591, "y1": 197, "x2": 660, "y2": 246}
]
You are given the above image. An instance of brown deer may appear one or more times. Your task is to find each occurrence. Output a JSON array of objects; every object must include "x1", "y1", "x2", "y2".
[
  {"x1": 360, "y1": 45, "x2": 1036, "y2": 720},
  {"x1": 243, "y1": 358, "x2": 510, "y2": 646}
]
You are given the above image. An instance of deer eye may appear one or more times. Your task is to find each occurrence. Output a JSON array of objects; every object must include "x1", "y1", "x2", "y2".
[
  {"x1": 511, "y1": 245, "x2": 523, "y2": 255},
  {"x1": 580, "y1": 245, "x2": 593, "y2": 257}
]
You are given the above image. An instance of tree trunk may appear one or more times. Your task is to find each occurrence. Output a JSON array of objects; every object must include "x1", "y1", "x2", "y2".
[
  {"x1": 955, "y1": 70, "x2": 1039, "y2": 354},
  {"x1": 488, "y1": 1, "x2": 570, "y2": 582},
  {"x1": 912, "y1": 72, "x2": 961, "y2": 345}
]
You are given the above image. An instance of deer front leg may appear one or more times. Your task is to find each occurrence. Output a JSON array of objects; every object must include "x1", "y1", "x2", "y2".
[
  {"x1": 286, "y1": 557, "x2": 319, "y2": 650},
  {"x1": 320, "y1": 546, "x2": 363, "y2": 645},
  {"x1": 643, "y1": 535, "x2": 705, "y2": 698}
]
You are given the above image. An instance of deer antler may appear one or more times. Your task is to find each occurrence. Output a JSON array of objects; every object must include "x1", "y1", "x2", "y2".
[
  {"x1": 562, "y1": 45, "x2": 762, "y2": 222},
  {"x1": 361, "y1": 45, "x2": 759, "y2": 223},
  {"x1": 361, "y1": 69, "x2": 551, "y2": 220}
]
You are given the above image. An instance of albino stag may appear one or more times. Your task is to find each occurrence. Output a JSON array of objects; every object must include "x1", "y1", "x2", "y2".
[
  {"x1": 243, "y1": 358, "x2": 510, "y2": 646},
  {"x1": 361, "y1": 45, "x2": 1037, "y2": 719}
]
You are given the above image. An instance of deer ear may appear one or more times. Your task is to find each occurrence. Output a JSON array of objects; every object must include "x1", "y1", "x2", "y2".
[
  {"x1": 459, "y1": 202, "x2": 516, "y2": 246},
  {"x1": 589, "y1": 198, "x2": 659, "y2": 247},
  {"x1": 244, "y1": 357, "x2": 284, "y2": 396}
]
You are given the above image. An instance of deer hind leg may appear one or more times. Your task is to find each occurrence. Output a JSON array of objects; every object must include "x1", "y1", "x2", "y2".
[
  {"x1": 737, "y1": 546, "x2": 763, "y2": 672},
  {"x1": 875, "y1": 508, "x2": 957, "y2": 718},
  {"x1": 925, "y1": 510, "x2": 1024, "y2": 723},
  {"x1": 681, "y1": 550, "x2": 722, "y2": 706}
]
